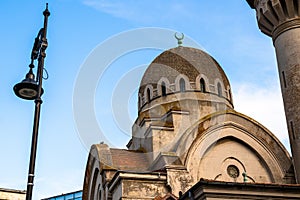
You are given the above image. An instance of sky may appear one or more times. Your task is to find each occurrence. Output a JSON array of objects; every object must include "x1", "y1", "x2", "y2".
[{"x1": 0, "y1": 1, "x2": 290, "y2": 199}]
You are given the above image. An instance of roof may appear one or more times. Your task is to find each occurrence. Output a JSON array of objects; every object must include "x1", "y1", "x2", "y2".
[
  {"x1": 139, "y1": 46, "x2": 230, "y2": 94},
  {"x1": 109, "y1": 148, "x2": 150, "y2": 171},
  {"x1": 41, "y1": 190, "x2": 82, "y2": 200},
  {"x1": 89, "y1": 143, "x2": 150, "y2": 172},
  {"x1": 0, "y1": 188, "x2": 26, "y2": 194}
]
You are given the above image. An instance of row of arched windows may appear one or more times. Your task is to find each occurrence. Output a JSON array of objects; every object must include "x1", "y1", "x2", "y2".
[
  {"x1": 163, "y1": 78, "x2": 208, "y2": 94},
  {"x1": 147, "y1": 81, "x2": 170, "y2": 102},
  {"x1": 141, "y1": 75, "x2": 230, "y2": 107},
  {"x1": 178, "y1": 78, "x2": 207, "y2": 93}
]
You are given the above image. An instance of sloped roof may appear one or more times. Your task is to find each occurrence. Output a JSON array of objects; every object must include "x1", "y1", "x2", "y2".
[
  {"x1": 109, "y1": 148, "x2": 150, "y2": 171},
  {"x1": 87, "y1": 144, "x2": 151, "y2": 172}
]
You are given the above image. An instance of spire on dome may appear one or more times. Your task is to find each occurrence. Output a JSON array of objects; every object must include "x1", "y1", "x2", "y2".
[{"x1": 174, "y1": 32, "x2": 184, "y2": 46}]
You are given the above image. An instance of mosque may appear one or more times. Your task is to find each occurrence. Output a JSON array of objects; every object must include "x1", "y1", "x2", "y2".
[{"x1": 83, "y1": 1, "x2": 300, "y2": 199}]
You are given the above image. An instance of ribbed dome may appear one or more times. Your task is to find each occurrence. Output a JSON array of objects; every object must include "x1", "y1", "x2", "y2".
[{"x1": 138, "y1": 46, "x2": 232, "y2": 110}]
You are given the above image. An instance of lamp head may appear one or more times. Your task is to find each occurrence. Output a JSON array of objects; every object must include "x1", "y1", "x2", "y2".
[{"x1": 13, "y1": 70, "x2": 43, "y2": 100}]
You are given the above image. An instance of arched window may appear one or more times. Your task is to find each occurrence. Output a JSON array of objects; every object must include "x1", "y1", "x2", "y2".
[
  {"x1": 179, "y1": 78, "x2": 185, "y2": 92},
  {"x1": 97, "y1": 184, "x2": 102, "y2": 200},
  {"x1": 147, "y1": 88, "x2": 151, "y2": 102},
  {"x1": 161, "y1": 81, "x2": 166, "y2": 96},
  {"x1": 217, "y1": 82, "x2": 222, "y2": 97},
  {"x1": 91, "y1": 168, "x2": 99, "y2": 199},
  {"x1": 200, "y1": 78, "x2": 206, "y2": 92}
]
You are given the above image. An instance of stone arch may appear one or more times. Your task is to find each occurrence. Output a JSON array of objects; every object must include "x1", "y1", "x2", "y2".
[
  {"x1": 97, "y1": 183, "x2": 102, "y2": 200},
  {"x1": 175, "y1": 74, "x2": 190, "y2": 92},
  {"x1": 144, "y1": 84, "x2": 154, "y2": 103},
  {"x1": 83, "y1": 145, "x2": 104, "y2": 200},
  {"x1": 91, "y1": 167, "x2": 100, "y2": 199},
  {"x1": 172, "y1": 110, "x2": 293, "y2": 185},
  {"x1": 185, "y1": 124, "x2": 282, "y2": 183},
  {"x1": 179, "y1": 78, "x2": 186, "y2": 92},
  {"x1": 198, "y1": 136, "x2": 273, "y2": 183},
  {"x1": 157, "y1": 77, "x2": 170, "y2": 96},
  {"x1": 196, "y1": 74, "x2": 209, "y2": 92},
  {"x1": 214, "y1": 78, "x2": 224, "y2": 97}
]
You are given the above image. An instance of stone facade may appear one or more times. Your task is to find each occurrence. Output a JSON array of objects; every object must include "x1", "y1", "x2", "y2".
[
  {"x1": 83, "y1": 43, "x2": 297, "y2": 199},
  {"x1": 138, "y1": 47, "x2": 232, "y2": 111},
  {"x1": 179, "y1": 179, "x2": 300, "y2": 200},
  {"x1": 0, "y1": 188, "x2": 26, "y2": 200}
]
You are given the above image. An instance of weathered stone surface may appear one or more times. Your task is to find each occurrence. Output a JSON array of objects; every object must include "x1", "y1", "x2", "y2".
[
  {"x1": 248, "y1": 0, "x2": 300, "y2": 183},
  {"x1": 138, "y1": 47, "x2": 232, "y2": 111},
  {"x1": 179, "y1": 179, "x2": 300, "y2": 200},
  {"x1": 0, "y1": 188, "x2": 26, "y2": 200},
  {"x1": 83, "y1": 33, "x2": 296, "y2": 200}
]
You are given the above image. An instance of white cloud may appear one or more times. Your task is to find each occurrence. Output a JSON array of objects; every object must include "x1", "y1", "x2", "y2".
[
  {"x1": 82, "y1": 0, "x2": 195, "y2": 24},
  {"x1": 232, "y1": 82, "x2": 290, "y2": 151}
]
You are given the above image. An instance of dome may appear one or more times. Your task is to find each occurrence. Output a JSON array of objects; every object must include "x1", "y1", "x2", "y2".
[{"x1": 138, "y1": 46, "x2": 233, "y2": 111}]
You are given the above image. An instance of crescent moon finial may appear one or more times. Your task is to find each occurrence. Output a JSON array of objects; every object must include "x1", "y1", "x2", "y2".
[{"x1": 175, "y1": 32, "x2": 184, "y2": 46}]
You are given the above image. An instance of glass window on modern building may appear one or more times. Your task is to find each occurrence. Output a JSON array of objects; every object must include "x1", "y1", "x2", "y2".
[{"x1": 41, "y1": 190, "x2": 82, "y2": 200}]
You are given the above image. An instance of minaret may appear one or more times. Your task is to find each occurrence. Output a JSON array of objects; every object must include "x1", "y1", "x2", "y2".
[{"x1": 246, "y1": 0, "x2": 300, "y2": 183}]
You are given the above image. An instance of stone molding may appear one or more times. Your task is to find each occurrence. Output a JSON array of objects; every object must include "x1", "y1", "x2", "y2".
[
  {"x1": 273, "y1": 18, "x2": 300, "y2": 41},
  {"x1": 251, "y1": 0, "x2": 300, "y2": 39}
]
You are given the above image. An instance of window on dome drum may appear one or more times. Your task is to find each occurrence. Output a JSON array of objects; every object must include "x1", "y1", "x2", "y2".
[
  {"x1": 161, "y1": 81, "x2": 167, "y2": 96},
  {"x1": 200, "y1": 78, "x2": 206, "y2": 92},
  {"x1": 147, "y1": 88, "x2": 151, "y2": 102},
  {"x1": 179, "y1": 78, "x2": 186, "y2": 92},
  {"x1": 217, "y1": 82, "x2": 222, "y2": 97}
]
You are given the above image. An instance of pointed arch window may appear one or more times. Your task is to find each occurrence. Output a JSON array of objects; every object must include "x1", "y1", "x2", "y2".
[
  {"x1": 161, "y1": 81, "x2": 166, "y2": 96},
  {"x1": 217, "y1": 82, "x2": 222, "y2": 97},
  {"x1": 200, "y1": 78, "x2": 206, "y2": 92},
  {"x1": 147, "y1": 88, "x2": 151, "y2": 102},
  {"x1": 91, "y1": 168, "x2": 99, "y2": 199},
  {"x1": 179, "y1": 78, "x2": 185, "y2": 92}
]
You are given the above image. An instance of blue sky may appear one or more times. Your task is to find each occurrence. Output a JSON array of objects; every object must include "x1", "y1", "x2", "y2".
[{"x1": 0, "y1": 1, "x2": 289, "y2": 199}]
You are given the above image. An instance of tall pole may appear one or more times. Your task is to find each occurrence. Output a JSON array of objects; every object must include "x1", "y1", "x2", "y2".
[
  {"x1": 26, "y1": 4, "x2": 50, "y2": 200},
  {"x1": 246, "y1": 0, "x2": 300, "y2": 183}
]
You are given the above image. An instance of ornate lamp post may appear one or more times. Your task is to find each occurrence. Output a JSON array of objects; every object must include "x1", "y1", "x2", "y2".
[{"x1": 13, "y1": 4, "x2": 50, "y2": 200}]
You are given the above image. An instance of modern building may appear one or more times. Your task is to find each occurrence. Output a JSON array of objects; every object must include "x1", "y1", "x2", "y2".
[
  {"x1": 83, "y1": 0, "x2": 300, "y2": 199},
  {"x1": 41, "y1": 190, "x2": 82, "y2": 200}
]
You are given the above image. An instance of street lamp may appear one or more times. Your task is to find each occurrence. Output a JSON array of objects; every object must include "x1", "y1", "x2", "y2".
[{"x1": 13, "y1": 4, "x2": 50, "y2": 200}]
